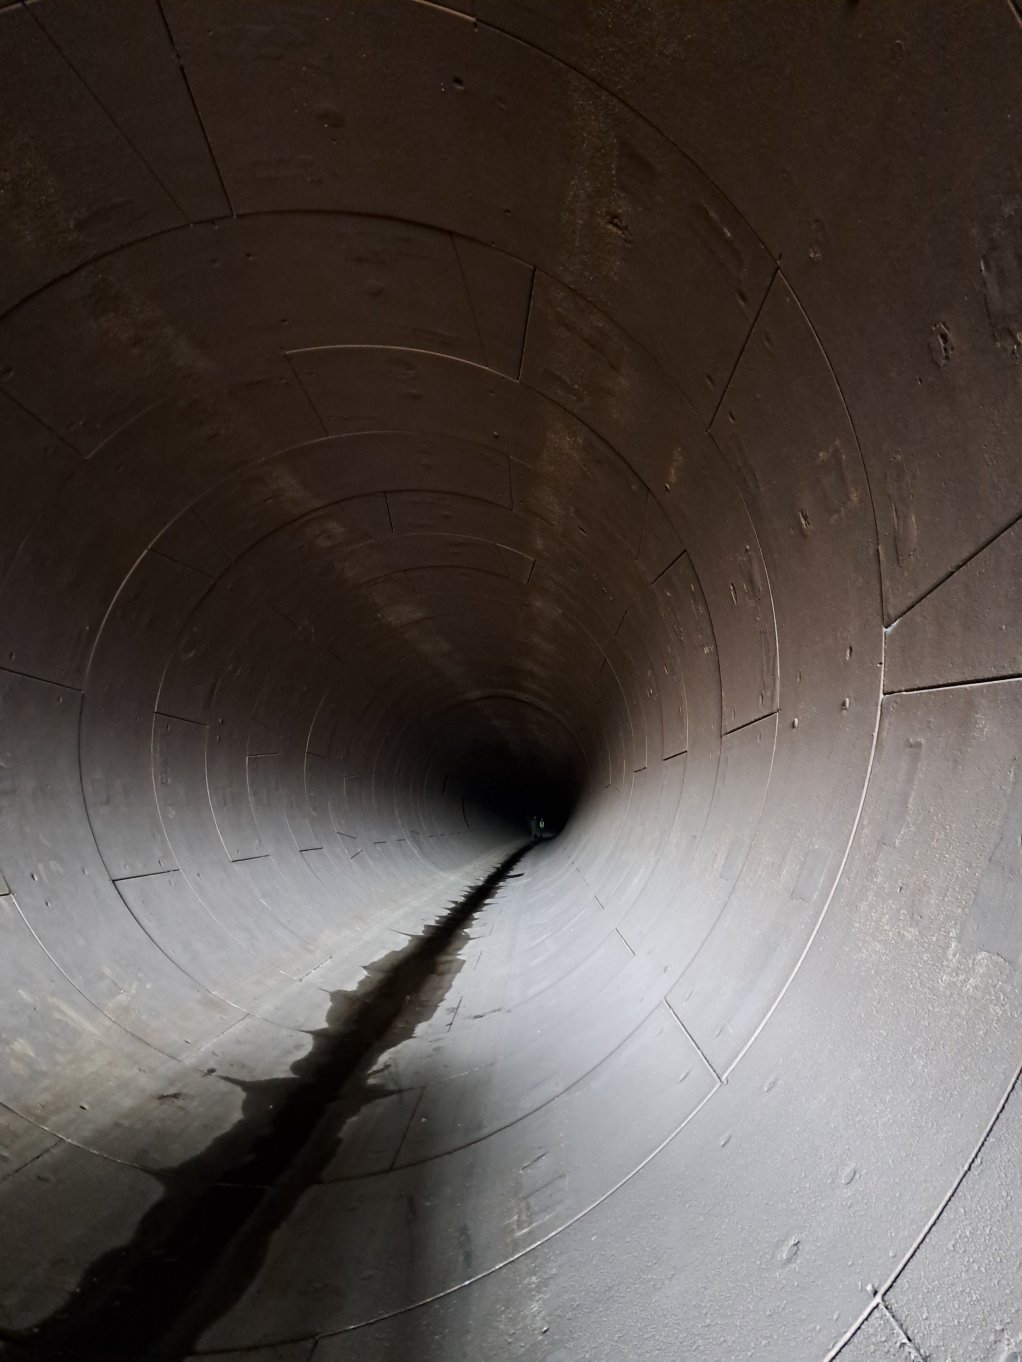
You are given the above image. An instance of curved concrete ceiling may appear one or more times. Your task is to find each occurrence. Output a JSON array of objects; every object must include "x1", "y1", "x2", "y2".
[{"x1": 1, "y1": 3, "x2": 1021, "y2": 1360}]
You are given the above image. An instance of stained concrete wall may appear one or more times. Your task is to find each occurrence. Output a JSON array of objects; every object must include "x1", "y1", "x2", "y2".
[{"x1": 0, "y1": 3, "x2": 1021, "y2": 1360}]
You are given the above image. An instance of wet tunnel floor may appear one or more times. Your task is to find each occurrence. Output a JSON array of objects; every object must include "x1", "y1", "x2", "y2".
[{"x1": 0, "y1": 847, "x2": 529, "y2": 1362}]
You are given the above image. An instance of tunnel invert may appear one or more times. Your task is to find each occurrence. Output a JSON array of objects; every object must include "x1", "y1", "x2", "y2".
[{"x1": 1, "y1": 3, "x2": 1021, "y2": 1360}]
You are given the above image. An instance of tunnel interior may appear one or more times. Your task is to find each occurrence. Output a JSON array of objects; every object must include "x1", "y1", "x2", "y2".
[{"x1": 1, "y1": 3, "x2": 1021, "y2": 1361}]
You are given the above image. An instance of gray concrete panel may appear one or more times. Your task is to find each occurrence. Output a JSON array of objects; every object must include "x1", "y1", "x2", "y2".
[
  {"x1": 885, "y1": 517, "x2": 1022, "y2": 693},
  {"x1": 31, "y1": 0, "x2": 230, "y2": 222},
  {"x1": 522, "y1": 271, "x2": 779, "y2": 734},
  {"x1": 0, "y1": 4, "x2": 181, "y2": 313},
  {"x1": 887, "y1": 1067, "x2": 1022, "y2": 1360},
  {"x1": 81, "y1": 549, "x2": 210, "y2": 879},
  {"x1": 161, "y1": 0, "x2": 773, "y2": 417}
]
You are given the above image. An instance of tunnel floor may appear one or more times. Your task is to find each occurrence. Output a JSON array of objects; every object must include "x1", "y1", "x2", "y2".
[{"x1": 1, "y1": 849, "x2": 530, "y2": 1362}]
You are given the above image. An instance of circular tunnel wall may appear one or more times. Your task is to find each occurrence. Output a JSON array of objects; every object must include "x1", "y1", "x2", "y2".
[{"x1": 1, "y1": 3, "x2": 1021, "y2": 1360}]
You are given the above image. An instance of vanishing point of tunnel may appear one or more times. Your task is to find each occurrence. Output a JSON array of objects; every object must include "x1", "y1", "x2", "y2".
[{"x1": 1, "y1": 3, "x2": 1021, "y2": 1360}]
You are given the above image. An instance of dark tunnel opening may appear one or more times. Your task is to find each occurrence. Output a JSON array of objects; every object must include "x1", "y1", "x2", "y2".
[
  {"x1": 0, "y1": 5, "x2": 1021, "y2": 1362},
  {"x1": 446, "y1": 735, "x2": 582, "y2": 839}
]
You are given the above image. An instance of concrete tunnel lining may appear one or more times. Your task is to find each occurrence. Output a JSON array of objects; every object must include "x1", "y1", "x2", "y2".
[{"x1": 0, "y1": 1, "x2": 1021, "y2": 1359}]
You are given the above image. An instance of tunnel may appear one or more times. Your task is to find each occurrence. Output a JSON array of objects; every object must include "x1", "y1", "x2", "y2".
[{"x1": 1, "y1": 2, "x2": 1021, "y2": 1359}]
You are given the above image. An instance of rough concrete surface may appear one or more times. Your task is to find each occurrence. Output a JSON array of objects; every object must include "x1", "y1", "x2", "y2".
[{"x1": 0, "y1": 3, "x2": 1020, "y2": 1360}]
